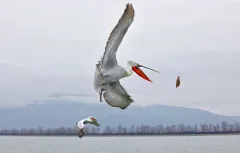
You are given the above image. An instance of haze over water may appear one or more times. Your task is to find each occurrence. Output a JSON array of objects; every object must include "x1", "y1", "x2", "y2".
[{"x1": 1, "y1": 135, "x2": 239, "y2": 153}]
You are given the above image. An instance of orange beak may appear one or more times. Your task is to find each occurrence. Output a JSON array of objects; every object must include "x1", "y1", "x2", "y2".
[{"x1": 132, "y1": 64, "x2": 160, "y2": 83}]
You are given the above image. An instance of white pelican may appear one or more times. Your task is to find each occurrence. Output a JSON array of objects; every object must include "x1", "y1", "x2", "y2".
[
  {"x1": 176, "y1": 76, "x2": 180, "y2": 88},
  {"x1": 93, "y1": 3, "x2": 160, "y2": 110},
  {"x1": 76, "y1": 116, "x2": 100, "y2": 138}
]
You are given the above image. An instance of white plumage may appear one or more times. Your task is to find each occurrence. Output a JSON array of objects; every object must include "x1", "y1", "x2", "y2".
[
  {"x1": 93, "y1": 3, "x2": 160, "y2": 110},
  {"x1": 76, "y1": 116, "x2": 100, "y2": 138}
]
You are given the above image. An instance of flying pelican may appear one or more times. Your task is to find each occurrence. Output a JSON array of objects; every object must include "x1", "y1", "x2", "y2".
[
  {"x1": 176, "y1": 76, "x2": 180, "y2": 88},
  {"x1": 76, "y1": 116, "x2": 100, "y2": 138},
  {"x1": 93, "y1": 3, "x2": 160, "y2": 110}
]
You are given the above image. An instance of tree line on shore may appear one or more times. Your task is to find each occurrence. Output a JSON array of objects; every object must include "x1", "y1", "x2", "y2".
[{"x1": 1, "y1": 121, "x2": 240, "y2": 136}]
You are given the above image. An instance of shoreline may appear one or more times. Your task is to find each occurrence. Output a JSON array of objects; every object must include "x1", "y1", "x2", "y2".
[{"x1": 1, "y1": 133, "x2": 240, "y2": 137}]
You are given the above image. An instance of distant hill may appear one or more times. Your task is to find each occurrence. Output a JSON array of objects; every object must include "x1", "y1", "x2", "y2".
[{"x1": 0, "y1": 100, "x2": 239, "y2": 129}]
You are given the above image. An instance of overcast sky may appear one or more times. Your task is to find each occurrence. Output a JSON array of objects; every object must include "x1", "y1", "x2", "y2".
[{"x1": 1, "y1": 0, "x2": 240, "y2": 115}]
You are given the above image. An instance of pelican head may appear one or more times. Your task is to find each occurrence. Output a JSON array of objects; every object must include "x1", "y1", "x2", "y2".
[{"x1": 127, "y1": 61, "x2": 160, "y2": 82}]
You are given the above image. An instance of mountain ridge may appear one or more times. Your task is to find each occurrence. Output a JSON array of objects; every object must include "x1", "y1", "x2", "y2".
[{"x1": 0, "y1": 100, "x2": 239, "y2": 129}]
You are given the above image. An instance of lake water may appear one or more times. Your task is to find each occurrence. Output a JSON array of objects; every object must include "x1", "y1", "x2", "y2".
[{"x1": 0, "y1": 135, "x2": 239, "y2": 153}]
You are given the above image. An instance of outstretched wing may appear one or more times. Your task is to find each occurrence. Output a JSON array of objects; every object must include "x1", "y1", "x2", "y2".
[
  {"x1": 84, "y1": 118, "x2": 101, "y2": 127},
  {"x1": 101, "y1": 3, "x2": 135, "y2": 69},
  {"x1": 91, "y1": 120, "x2": 100, "y2": 127},
  {"x1": 93, "y1": 57, "x2": 103, "y2": 93},
  {"x1": 103, "y1": 81, "x2": 134, "y2": 110}
]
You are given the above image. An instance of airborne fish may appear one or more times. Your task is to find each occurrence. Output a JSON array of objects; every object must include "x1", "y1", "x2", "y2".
[{"x1": 176, "y1": 76, "x2": 180, "y2": 88}]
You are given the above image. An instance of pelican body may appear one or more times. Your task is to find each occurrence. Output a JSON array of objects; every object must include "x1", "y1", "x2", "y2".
[
  {"x1": 76, "y1": 116, "x2": 100, "y2": 138},
  {"x1": 93, "y1": 3, "x2": 160, "y2": 110}
]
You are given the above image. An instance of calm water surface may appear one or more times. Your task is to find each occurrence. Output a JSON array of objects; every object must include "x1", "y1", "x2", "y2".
[{"x1": 0, "y1": 135, "x2": 239, "y2": 153}]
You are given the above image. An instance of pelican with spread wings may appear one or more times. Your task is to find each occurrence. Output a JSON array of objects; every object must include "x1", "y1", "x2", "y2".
[
  {"x1": 76, "y1": 116, "x2": 100, "y2": 138},
  {"x1": 93, "y1": 3, "x2": 160, "y2": 110}
]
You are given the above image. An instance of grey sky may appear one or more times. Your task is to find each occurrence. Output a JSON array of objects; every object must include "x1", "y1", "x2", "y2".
[{"x1": 1, "y1": 0, "x2": 240, "y2": 115}]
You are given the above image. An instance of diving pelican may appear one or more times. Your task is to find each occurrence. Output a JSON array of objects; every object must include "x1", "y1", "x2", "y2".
[
  {"x1": 93, "y1": 3, "x2": 160, "y2": 110},
  {"x1": 76, "y1": 116, "x2": 100, "y2": 138}
]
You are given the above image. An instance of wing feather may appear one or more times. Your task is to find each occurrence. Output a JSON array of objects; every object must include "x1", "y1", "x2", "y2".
[
  {"x1": 93, "y1": 57, "x2": 103, "y2": 92},
  {"x1": 91, "y1": 120, "x2": 100, "y2": 126},
  {"x1": 84, "y1": 118, "x2": 100, "y2": 127},
  {"x1": 103, "y1": 81, "x2": 134, "y2": 110},
  {"x1": 102, "y1": 3, "x2": 135, "y2": 69}
]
